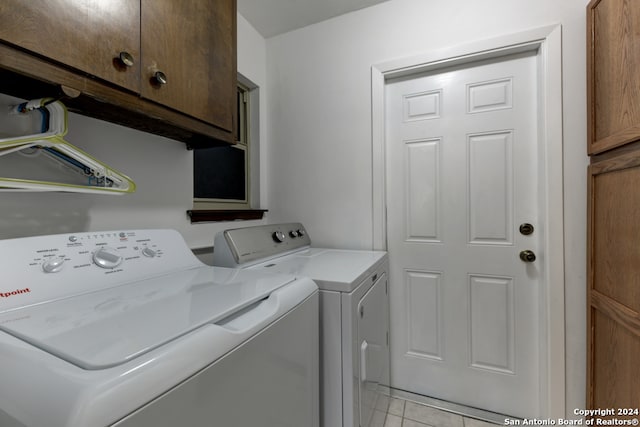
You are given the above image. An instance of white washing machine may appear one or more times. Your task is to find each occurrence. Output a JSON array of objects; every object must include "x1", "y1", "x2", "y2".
[
  {"x1": 212, "y1": 223, "x2": 390, "y2": 427},
  {"x1": 0, "y1": 229, "x2": 319, "y2": 427}
]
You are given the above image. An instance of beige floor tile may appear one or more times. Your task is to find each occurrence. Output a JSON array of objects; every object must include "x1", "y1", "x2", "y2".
[
  {"x1": 376, "y1": 394, "x2": 391, "y2": 412},
  {"x1": 388, "y1": 397, "x2": 406, "y2": 417},
  {"x1": 385, "y1": 413, "x2": 403, "y2": 427},
  {"x1": 370, "y1": 409, "x2": 388, "y2": 427},
  {"x1": 404, "y1": 402, "x2": 464, "y2": 427}
]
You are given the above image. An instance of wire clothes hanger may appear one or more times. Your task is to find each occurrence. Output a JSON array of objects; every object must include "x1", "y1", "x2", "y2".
[{"x1": 0, "y1": 98, "x2": 136, "y2": 194}]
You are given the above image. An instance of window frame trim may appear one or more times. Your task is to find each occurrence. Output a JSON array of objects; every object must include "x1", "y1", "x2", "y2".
[{"x1": 190, "y1": 78, "x2": 263, "y2": 222}]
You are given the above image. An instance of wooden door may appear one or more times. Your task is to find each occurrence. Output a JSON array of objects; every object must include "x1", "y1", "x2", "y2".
[
  {"x1": 588, "y1": 146, "x2": 640, "y2": 413},
  {"x1": 385, "y1": 50, "x2": 542, "y2": 418},
  {"x1": 587, "y1": 0, "x2": 640, "y2": 154},
  {"x1": 140, "y1": 0, "x2": 236, "y2": 132},
  {"x1": 0, "y1": 0, "x2": 140, "y2": 92}
]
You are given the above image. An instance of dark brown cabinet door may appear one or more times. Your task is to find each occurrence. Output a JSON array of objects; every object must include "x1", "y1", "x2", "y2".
[
  {"x1": 587, "y1": 0, "x2": 640, "y2": 411},
  {"x1": 140, "y1": 0, "x2": 236, "y2": 132},
  {"x1": 587, "y1": 0, "x2": 640, "y2": 154},
  {"x1": 588, "y1": 148, "x2": 640, "y2": 412},
  {"x1": 0, "y1": 0, "x2": 141, "y2": 93}
]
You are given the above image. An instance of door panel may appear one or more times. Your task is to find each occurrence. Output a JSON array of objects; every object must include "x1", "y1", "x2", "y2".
[
  {"x1": 385, "y1": 51, "x2": 541, "y2": 418},
  {"x1": 140, "y1": 0, "x2": 235, "y2": 131},
  {"x1": 405, "y1": 138, "x2": 441, "y2": 241},
  {"x1": 588, "y1": 149, "x2": 640, "y2": 413},
  {"x1": 588, "y1": 0, "x2": 640, "y2": 153},
  {"x1": 469, "y1": 275, "x2": 515, "y2": 374},
  {"x1": 468, "y1": 131, "x2": 513, "y2": 244},
  {"x1": 0, "y1": 0, "x2": 140, "y2": 92},
  {"x1": 406, "y1": 270, "x2": 442, "y2": 360},
  {"x1": 357, "y1": 275, "x2": 389, "y2": 427}
]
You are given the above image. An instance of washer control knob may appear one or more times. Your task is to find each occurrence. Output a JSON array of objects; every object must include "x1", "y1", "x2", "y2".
[
  {"x1": 272, "y1": 231, "x2": 286, "y2": 243},
  {"x1": 42, "y1": 258, "x2": 65, "y2": 273},
  {"x1": 93, "y1": 247, "x2": 123, "y2": 269},
  {"x1": 289, "y1": 230, "x2": 299, "y2": 238},
  {"x1": 297, "y1": 229, "x2": 306, "y2": 237},
  {"x1": 142, "y1": 247, "x2": 157, "y2": 258}
]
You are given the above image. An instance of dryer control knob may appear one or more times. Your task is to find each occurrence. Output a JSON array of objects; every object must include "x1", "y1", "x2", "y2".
[
  {"x1": 141, "y1": 247, "x2": 157, "y2": 258},
  {"x1": 93, "y1": 247, "x2": 123, "y2": 269},
  {"x1": 297, "y1": 229, "x2": 306, "y2": 237},
  {"x1": 42, "y1": 258, "x2": 65, "y2": 273},
  {"x1": 289, "y1": 230, "x2": 299, "y2": 238},
  {"x1": 272, "y1": 231, "x2": 286, "y2": 243}
]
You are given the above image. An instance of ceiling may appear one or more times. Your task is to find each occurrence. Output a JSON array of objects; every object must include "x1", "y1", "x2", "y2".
[{"x1": 237, "y1": 0, "x2": 391, "y2": 38}]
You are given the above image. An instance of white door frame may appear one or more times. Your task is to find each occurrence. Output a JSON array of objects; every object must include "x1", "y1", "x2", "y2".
[{"x1": 370, "y1": 25, "x2": 565, "y2": 418}]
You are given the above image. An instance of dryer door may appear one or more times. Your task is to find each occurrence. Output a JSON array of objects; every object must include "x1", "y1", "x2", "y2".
[{"x1": 357, "y1": 273, "x2": 389, "y2": 427}]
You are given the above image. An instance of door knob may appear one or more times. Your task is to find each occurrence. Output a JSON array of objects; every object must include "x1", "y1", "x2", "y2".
[{"x1": 519, "y1": 250, "x2": 536, "y2": 263}]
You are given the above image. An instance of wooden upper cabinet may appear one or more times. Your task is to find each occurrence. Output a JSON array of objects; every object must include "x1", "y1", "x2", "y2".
[
  {"x1": 588, "y1": 0, "x2": 640, "y2": 154},
  {"x1": 0, "y1": 0, "x2": 236, "y2": 145},
  {"x1": 140, "y1": 0, "x2": 236, "y2": 132},
  {"x1": 0, "y1": 0, "x2": 141, "y2": 93}
]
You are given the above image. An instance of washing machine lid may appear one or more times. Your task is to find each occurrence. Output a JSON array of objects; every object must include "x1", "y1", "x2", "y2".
[
  {"x1": 250, "y1": 248, "x2": 387, "y2": 292},
  {"x1": 0, "y1": 266, "x2": 295, "y2": 370}
]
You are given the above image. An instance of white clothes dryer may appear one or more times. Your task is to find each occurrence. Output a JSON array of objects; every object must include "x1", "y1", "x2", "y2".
[
  {"x1": 0, "y1": 229, "x2": 319, "y2": 427},
  {"x1": 213, "y1": 223, "x2": 390, "y2": 427}
]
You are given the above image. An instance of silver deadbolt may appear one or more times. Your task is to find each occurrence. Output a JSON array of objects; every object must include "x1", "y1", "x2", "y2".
[
  {"x1": 519, "y1": 223, "x2": 534, "y2": 235},
  {"x1": 519, "y1": 250, "x2": 536, "y2": 263}
]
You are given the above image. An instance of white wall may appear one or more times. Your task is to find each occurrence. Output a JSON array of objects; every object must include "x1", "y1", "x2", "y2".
[
  {"x1": 0, "y1": 12, "x2": 268, "y2": 253},
  {"x1": 265, "y1": 0, "x2": 588, "y2": 416}
]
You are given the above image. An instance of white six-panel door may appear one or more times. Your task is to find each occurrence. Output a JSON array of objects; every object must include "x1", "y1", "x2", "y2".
[{"x1": 385, "y1": 50, "x2": 542, "y2": 418}]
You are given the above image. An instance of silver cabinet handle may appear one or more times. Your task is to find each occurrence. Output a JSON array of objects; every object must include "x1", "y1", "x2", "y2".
[{"x1": 154, "y1": 71, "x2": 167, "y2": 85}]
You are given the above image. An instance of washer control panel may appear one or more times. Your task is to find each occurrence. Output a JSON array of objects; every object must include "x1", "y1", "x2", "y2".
[
  {"x1": 32, "y1": 230, "x2": 165, "y2": 274},
  {"x1": 0, "y1": 229, "x2": 202, "y2": 311}
]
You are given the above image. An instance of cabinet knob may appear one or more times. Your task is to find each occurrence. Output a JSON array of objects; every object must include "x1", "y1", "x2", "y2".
[
  {"x1": 154, "y1": 71, "x2": 168, "y2": 85},
  {"x1": 118, "y1": 51, "x2": 135, "y2": 67}
]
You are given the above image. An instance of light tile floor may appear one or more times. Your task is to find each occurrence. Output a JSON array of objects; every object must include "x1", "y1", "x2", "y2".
[{"x1": 378, "y1": 396, "x2": 501, "y2": 427}]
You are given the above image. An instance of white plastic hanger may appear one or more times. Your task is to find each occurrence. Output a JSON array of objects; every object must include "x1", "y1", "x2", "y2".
[{"x1": 0, "y1": 97, "x2": 136, "y2": 194}]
